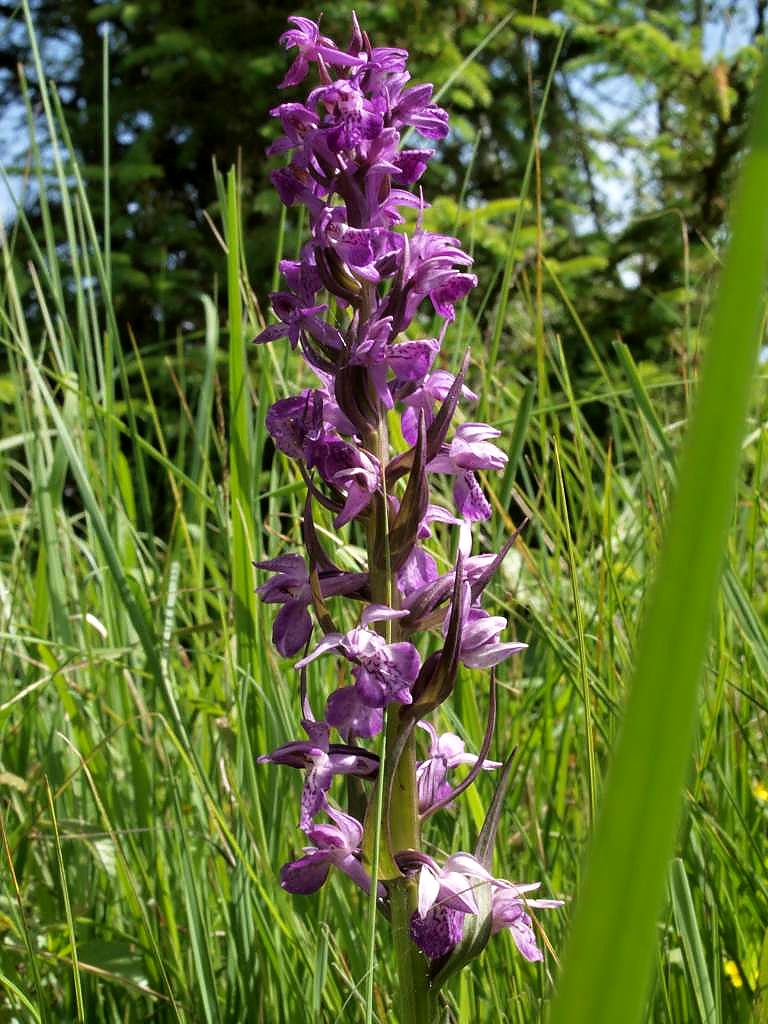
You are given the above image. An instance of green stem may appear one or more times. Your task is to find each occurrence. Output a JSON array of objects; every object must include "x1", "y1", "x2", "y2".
[
  {"x1": 389, "y1": 875, "x2": 434, "y2": 1024},
  {"x1": 364, "y1": 415, "x2": 434, "y2": 1024},
  {"x1": 385, "y1": 717, "x2": 434, "y2": 1023}
]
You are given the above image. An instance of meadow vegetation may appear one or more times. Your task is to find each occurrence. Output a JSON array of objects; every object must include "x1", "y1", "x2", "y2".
[{"x1": 1, "y1": 5, "x2": 767, "y2": 1022}]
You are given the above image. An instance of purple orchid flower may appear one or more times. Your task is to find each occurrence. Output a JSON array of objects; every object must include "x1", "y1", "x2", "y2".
[
  {"x1": 325, "y1": 685, "x2": 384, "y2": 740},
  {"x1": 390, "y1": 83, "x2": 450, "y2": 139},
  {"x1": 278, "y1": 16, "x2": 364, "y2": 89},
  {"x1": 390, "y1": 148, "x2": 433, "y2": 185},
  {"x1": 280, "y1": 804, "x2": 381, "y2": 897},
  {"x1": 399, "y1": 370, "x2": 478, "y2": 445},
  {"x1": 415, "y1": 721, "x2": 501, "y2": 813},
  {"x1": 350, "y1": 317, "x2": 441, "y2": 408},
  {"x1": 399, "y1": 230, "x2": 477, "y2": 325},
  {"x1": 431, "y1": 422, "x2": 508, "y2": 473},
  {"x1": 442, "y1": 605, "x2": 528, "y2": 670},
  {"x1": 409, "y1": 852, "x2": 563, "y2": 961},
  {"x1": 330, "y1": 447, "x2": 380, "y2": 527},
  {"x1": 408, "y1": 851, "x2": 494, "y2": 958},
  {"x1": 255, "y1": 554, "x2": 367, "y2": 656},
  {"x1": 278, "y1": 256, "x2": 323, "y2": 305},
  {"x1": 309, "y1": 78, "x2": 384, "y2": 152},
  {"x1": 401, "y1": 545, "x2": 513, "y2": 625},
  {"x1": 427, "y1": 423, "x2": 508, "y2": 522},
  {"x1": 296, "y1": 606, "x2": 421, "y2": 710},
  {"x1": 306, "y1": 436, "x2": 381, "y2": 526},
  {"x1": 258, "y1": 719, "x2": 378, "y2": 829},
  {"x1": 417, "y1": 852, "x2": 495, "y2": 915},
  {"x1": 410, "y1": 901, "x2": 466, "y2": 960},
  {"x1": 314, "y1": 209, "x2": 384, "y2": 283},
  {"x1": 491, "y1": 886, "x2": 565, "y2": 962},
  {"x1": 253, "y1": 292, "x2": 343, "y2": 352},
  {"x1": 267, "y1": 103, "x2": 320, "y2": 156},
  {"x1": 396, "y1": 545, "x2": 439, "y2": 599},
  {"x1": 265, "y1": 390, "x2": 324, "y2": 461}
]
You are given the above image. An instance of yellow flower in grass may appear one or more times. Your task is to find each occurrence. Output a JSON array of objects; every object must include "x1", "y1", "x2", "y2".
[
  {"x1": 724, "y1": 960, "x2": 743, "y2": 988},
  {"x1": 724, "y1": 955, "x2": 759, "y2": 990},
  {"x1": 752, "y1": 780, "x2": 768, "y2": 802}
]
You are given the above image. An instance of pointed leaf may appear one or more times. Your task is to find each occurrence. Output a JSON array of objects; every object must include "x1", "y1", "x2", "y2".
[{"x1": 387, "y1": 414, "x2": 429, "y2": 570}]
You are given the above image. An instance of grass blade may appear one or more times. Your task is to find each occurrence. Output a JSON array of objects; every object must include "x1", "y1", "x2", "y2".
[
  {"x1": 549, "y1": 55, "x2": 768, "y2": 1024},
  {"x1": 45, "y1": 779, "x2": 85, "y2": 1023},
  {"x1": 0, "y1": 815, "x2": 49, "y2": 1024},
  {"x1": 224, "y1": 168, "x2": 258, "y2": 680},
  {"x1": 669, "y1": 858, "x2": 717, "y2": 1024}
]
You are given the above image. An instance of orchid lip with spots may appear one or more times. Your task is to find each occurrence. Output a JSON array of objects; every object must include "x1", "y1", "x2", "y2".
[{"x1": 253, "y1": 13, "x2": 562, "y2": 1017}]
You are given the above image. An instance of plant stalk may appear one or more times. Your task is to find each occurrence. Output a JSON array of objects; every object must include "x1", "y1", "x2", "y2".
[
  {"x1": 385, "y1": 715, "x2": 434, "y2": 1023},
  {"x1": 365, "y1": 413, "x2": 434, "y2": 1023}
]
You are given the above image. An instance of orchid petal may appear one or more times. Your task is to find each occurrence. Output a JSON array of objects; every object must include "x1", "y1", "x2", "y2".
[
  {"x1": 360, "y1": 604, "x2": 409, "y2": 627},
  {"x1": 418, "y1": 865, "x2": 441, "y2": 917},
  {"x1": 294, "y1": 632, "x2": 345, "y2": 668}
]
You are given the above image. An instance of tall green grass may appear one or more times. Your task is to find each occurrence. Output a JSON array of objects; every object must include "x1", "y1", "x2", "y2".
[
  {"x1": 1, "y1": 8, "x2": 766, "y2": 1023},
  {"x1": 550, "y1": 57, "x2": 768, "y2": 1024}
]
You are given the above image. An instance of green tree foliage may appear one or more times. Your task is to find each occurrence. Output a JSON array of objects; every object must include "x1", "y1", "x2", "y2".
[{"x1": 1, "y1": 0, "x2": 764, "y2": 382}]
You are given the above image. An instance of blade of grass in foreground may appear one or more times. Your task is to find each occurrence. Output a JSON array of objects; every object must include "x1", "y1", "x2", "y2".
[
  {"x1": 549, "y1": 58, "x2": 768, "y2": 1024},
  {"x1": 668, "y1": 858, "x2": 716, "y2": 1024},
  {"x1": 224, "y1": 168, "x2": 259, "y2": 681}
]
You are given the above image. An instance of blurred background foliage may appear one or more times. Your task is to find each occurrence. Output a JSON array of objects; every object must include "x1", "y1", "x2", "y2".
[{"x1": 2, "y1": 0, "x2": 764, "y2": 391}]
